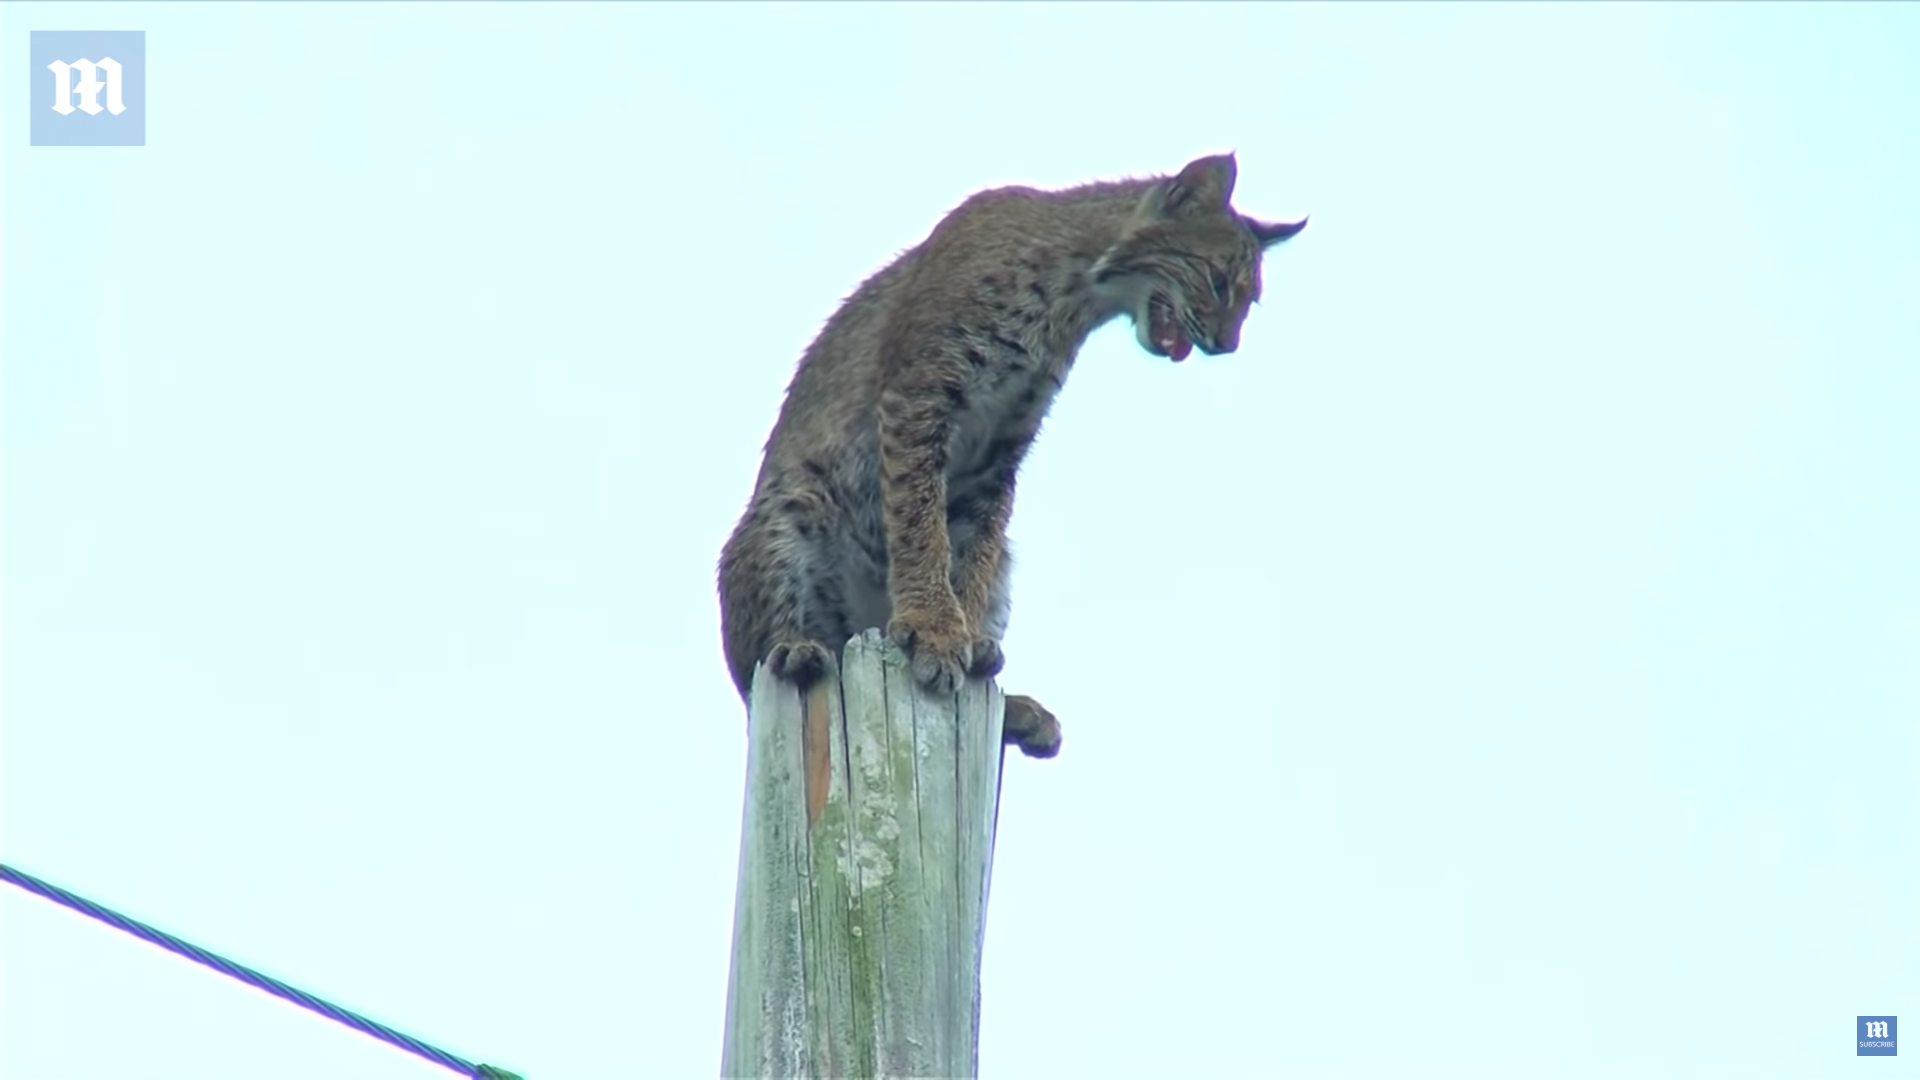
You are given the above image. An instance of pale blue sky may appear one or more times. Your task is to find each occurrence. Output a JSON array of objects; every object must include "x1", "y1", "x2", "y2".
[{"x1": 3, "y1": 3, "x2": 1915, "y2": 1078}]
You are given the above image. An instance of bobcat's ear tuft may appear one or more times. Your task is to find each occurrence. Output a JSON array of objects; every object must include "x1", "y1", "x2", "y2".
[
  {"x1": 1153, "y1": 153, "x2": 1238, "y2": 218},
  {"x1": 1246, "y1": 214, "x2": 1309, "y2": 247}
]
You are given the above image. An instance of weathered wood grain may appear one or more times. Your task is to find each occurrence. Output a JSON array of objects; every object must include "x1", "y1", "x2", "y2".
[{"x1": 722, "y1": 630, "x2": 1007, "y2": 1079}]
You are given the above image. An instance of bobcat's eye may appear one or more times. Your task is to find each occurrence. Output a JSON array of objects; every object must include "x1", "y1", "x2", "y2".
[{"x1": 1208, "y1": 268, "x2": 1232, "y2": 303}]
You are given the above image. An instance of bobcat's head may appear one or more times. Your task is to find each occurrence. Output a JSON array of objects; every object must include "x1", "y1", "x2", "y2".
[{"x1": 1093, "y1": 153, "x2": 1306, "y2": 362}]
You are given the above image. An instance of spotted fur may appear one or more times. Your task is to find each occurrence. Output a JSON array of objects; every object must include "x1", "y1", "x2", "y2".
[{"x1": 718, "y1": 153, "x2": 1305, "y2": 758}]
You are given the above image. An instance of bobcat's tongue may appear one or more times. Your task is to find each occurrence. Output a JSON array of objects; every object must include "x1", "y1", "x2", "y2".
[{"x1": 1151, "y1": 301, "x2": 1193, "y2": 362}]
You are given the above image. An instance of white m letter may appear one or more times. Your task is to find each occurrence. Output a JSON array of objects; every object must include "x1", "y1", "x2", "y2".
[{"x1": 49, "y1": 57, "x2": 125, "y2": 117}]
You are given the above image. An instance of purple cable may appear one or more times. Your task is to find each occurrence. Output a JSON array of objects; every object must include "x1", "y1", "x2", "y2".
[{"x1": 1, "y1": 862, "x2": 521, "y2": 1080}]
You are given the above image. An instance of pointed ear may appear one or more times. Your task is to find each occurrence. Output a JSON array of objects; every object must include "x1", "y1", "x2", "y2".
[
  {"x1": 1245, "y1": 214, "x2": 1308, "y2": 247},
  {"x1": 1152, "y1": 153, "x2": 1238, "y2": 218}
]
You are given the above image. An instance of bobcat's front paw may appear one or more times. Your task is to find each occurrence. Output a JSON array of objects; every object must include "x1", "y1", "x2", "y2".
[
  {"x1": 888, "y1": 609, "x2": 973, "y2": 696},
  {"x1": 1003, "y1": 694, "x2": 1062, "y2": 759},
  {"x1": 766, "y1": 637, "x2": 833, "y2": 689},
  {"x1": 968, "y1": 637, "x2": 1006, "y2": 679}
]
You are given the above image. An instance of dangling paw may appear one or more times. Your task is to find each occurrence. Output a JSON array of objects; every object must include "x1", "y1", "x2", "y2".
[{"x1": 1003, "y1": 694, "x2": 1062, "y2": 759}]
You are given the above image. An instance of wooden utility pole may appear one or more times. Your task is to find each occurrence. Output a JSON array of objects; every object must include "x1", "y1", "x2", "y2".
[{"x1": 721, "y1": 629, "x2": 1006, "y2": 1079}]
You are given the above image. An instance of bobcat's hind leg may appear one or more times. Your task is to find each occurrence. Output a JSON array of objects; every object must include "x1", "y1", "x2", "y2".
[
  {"x1": 1003, "y1": 694, "x2": 1061, "y2": 759},
  {"x1": 718, "y1": 492, "x2": 850, "y2": 703}
]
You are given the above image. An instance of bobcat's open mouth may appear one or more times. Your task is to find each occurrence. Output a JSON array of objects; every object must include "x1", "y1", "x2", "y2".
[{"x1": 1146, "y1": 295, "x2": 1194, "y2": 362}]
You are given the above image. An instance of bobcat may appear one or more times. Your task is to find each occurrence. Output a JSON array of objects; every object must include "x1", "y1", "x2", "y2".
[{"x1": 718, "y1": 153, "x2": 1306, "y2": 758}]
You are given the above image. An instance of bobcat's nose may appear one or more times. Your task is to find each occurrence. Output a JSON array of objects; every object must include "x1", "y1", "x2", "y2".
[{"x1": 1196, "y1": 326, "x2": 1240, "y2": 356}]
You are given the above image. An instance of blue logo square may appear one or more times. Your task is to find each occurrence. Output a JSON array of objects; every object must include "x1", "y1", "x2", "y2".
[
  {"x1": 1859, "y1": 1015, "x2": 1898, "y2": 1057},
  {"x1": 29, "y1": 30, "x2": 146, "y2": 146}
]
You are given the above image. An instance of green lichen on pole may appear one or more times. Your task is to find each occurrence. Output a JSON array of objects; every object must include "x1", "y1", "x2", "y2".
[{"x1": 721, "y1": 629, "x2": 1006, "y2": 1079}]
